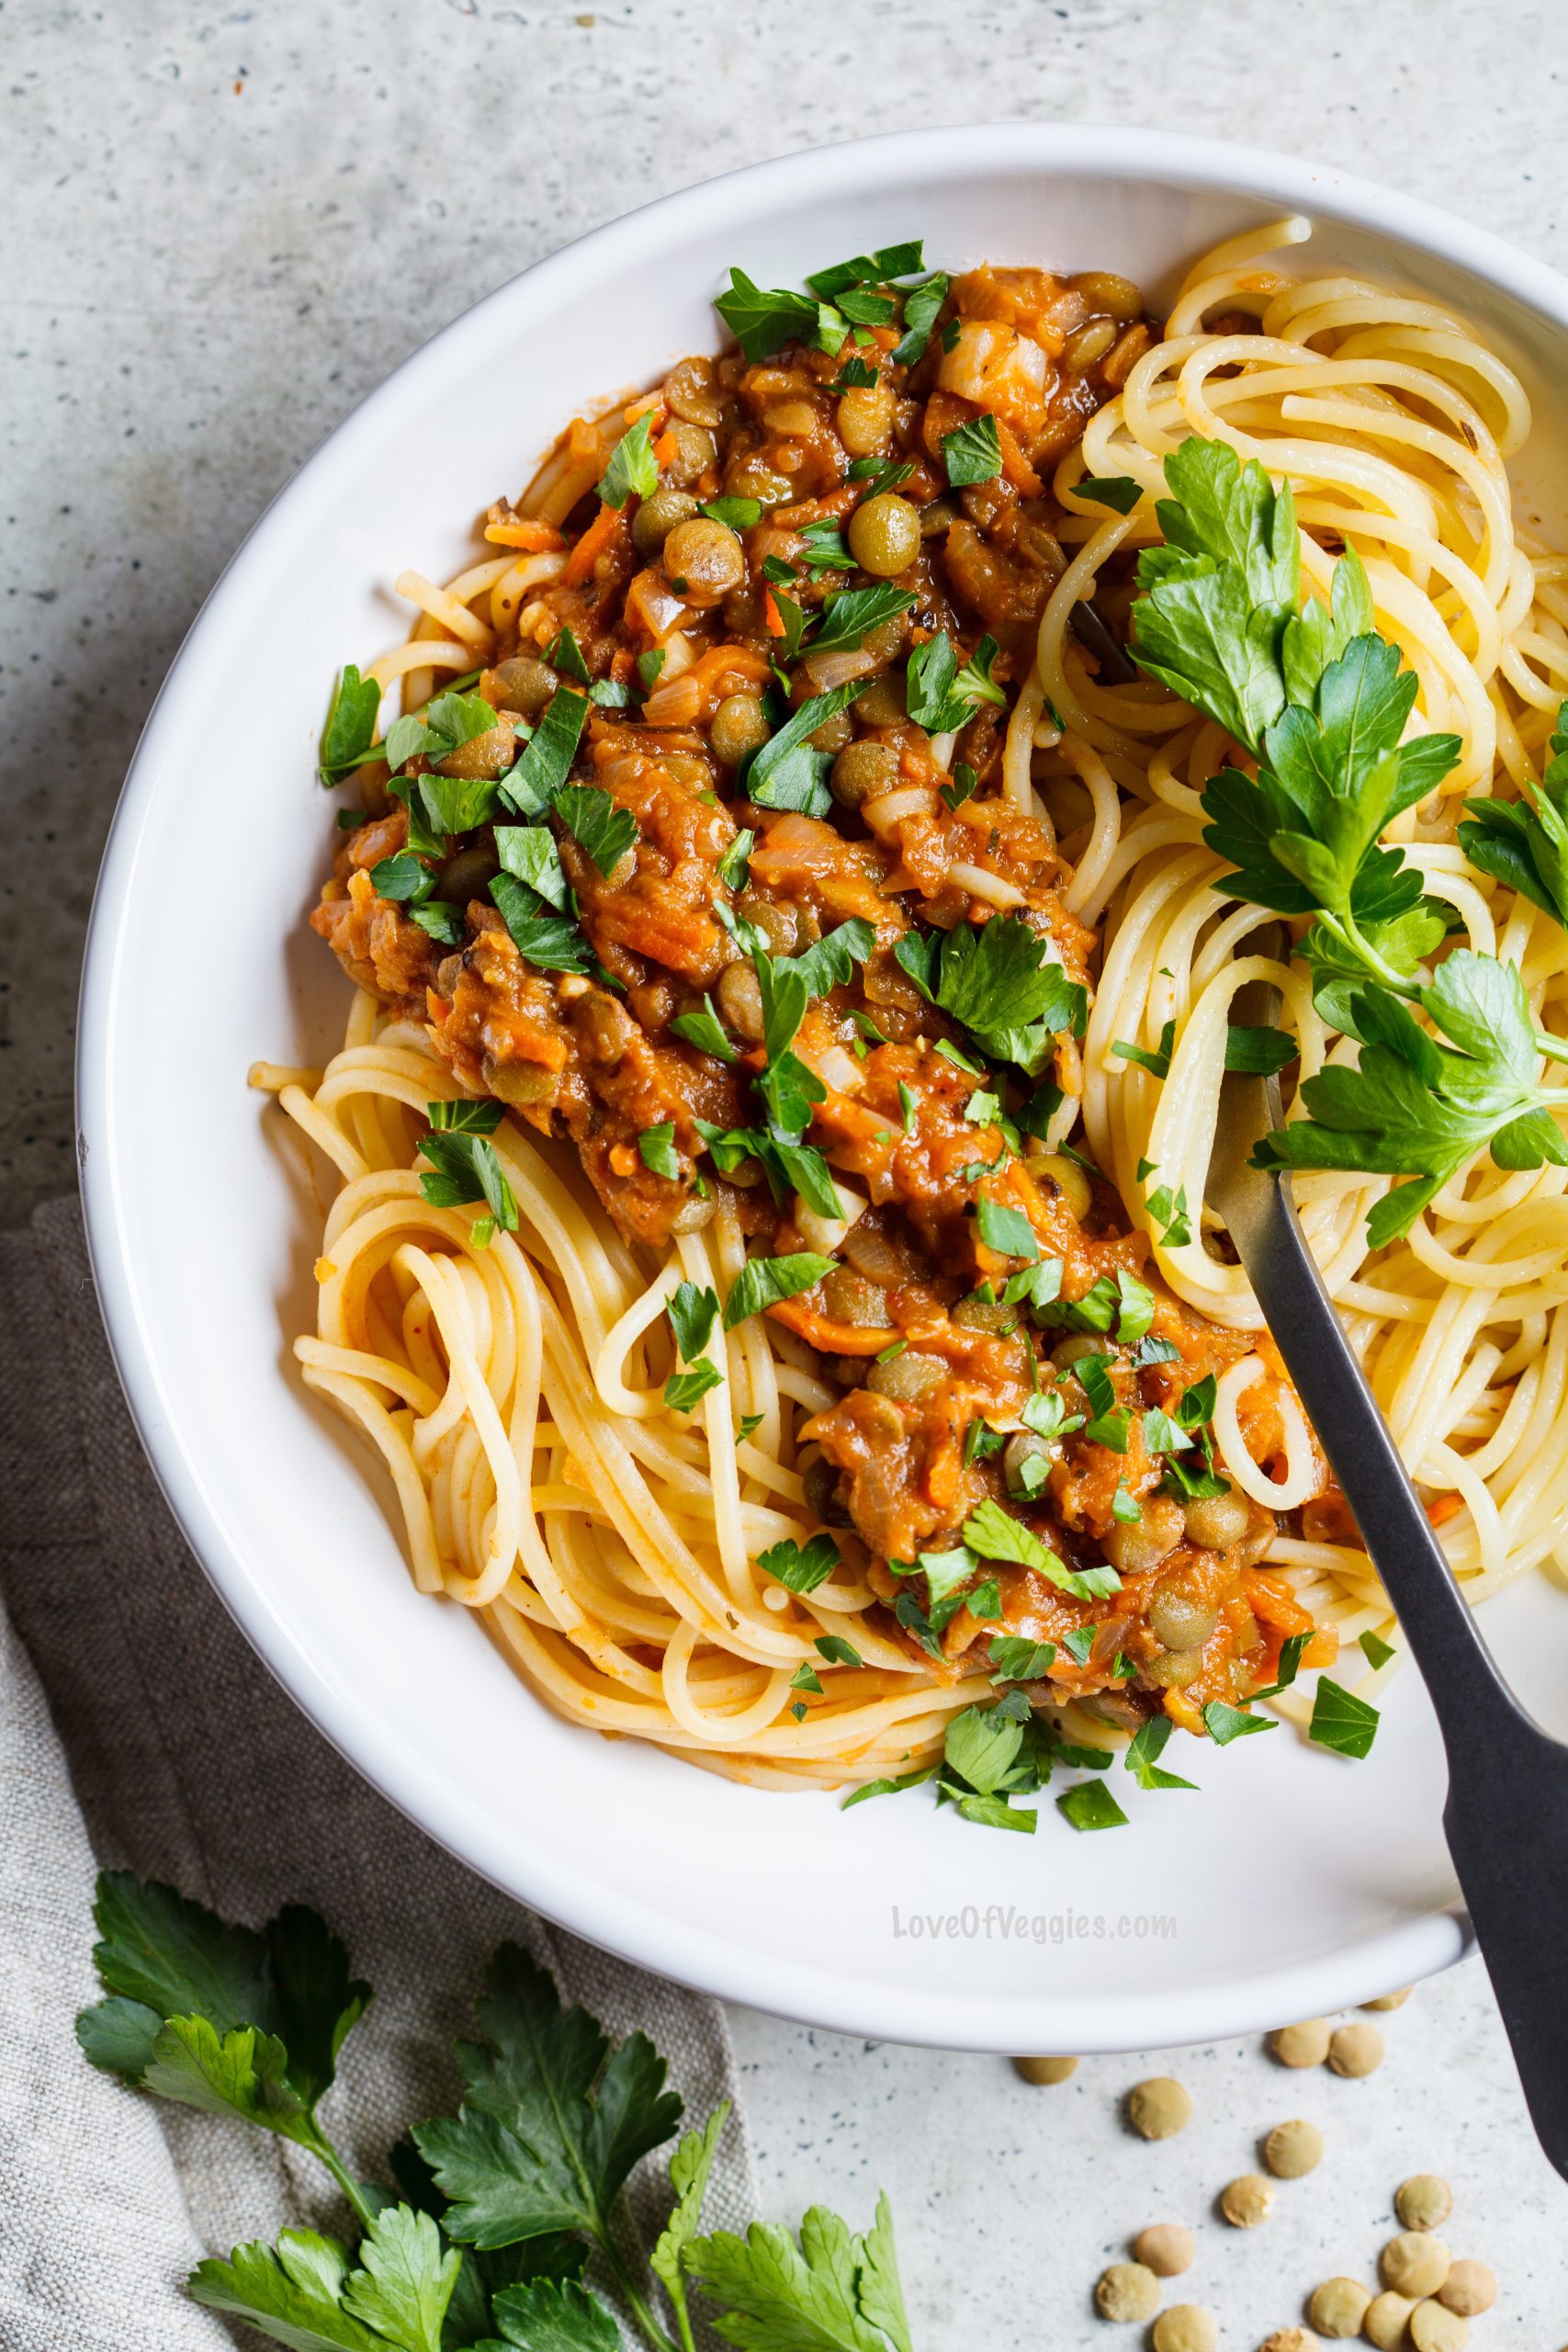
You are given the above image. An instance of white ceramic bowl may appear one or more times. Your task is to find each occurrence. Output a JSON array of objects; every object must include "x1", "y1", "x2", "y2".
[{"x1": 79, "y1": 124, "x2": 1568, "y2": 2052}]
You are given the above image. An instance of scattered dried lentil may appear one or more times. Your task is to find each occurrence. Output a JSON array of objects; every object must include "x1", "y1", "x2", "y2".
[
  {"x1": 1263, "y1": 2118, "x2": 1324, "y2": 2177},
  {"x1": 1095, "y1": 2263, "x2": 1161, "y2": 2323},
  {"x1": 1269, "y1": 2019, "x2": 1332, "y2": 2067},
  {"x1": 1395, "y1": 2176, "x2": 1453, "y2": 2232},
  {"x1": 1308, "y1": 2278, "x2": 1371, "y2": 2338},
  {"x1": 1382, "y1": 2233, "x2": 1451, "y2": 2300},
  {"x1": 1438, "y1": 2260, "x2": 1495, "y2": 2317},
  {"x1": 1125, "y1": 2076, "x2": 1194, "y2": 2139},
  {"x1": 1327, "y1": 2021, "x2": 1384, "y2": 2077},
  {"x1": 1012, "y1": 2053, "x2": 1078, "y2": 2085},
  {"x1": 1133, "y1": 2222, "x2": 1194, "y2": 2277},
  {"x1": 1222, "y1": 2172, "x2": 1277, "y2": 2228}
]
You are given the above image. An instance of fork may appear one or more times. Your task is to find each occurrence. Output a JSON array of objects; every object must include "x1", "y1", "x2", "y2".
[{"x1": 1210, "y1": 972, "x2": 1568, "y2": 2184}]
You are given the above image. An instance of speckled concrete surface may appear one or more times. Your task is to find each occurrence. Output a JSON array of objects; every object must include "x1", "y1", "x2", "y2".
[{"x1": 6, "y1": 1, "x2": 1567, "y2": 2337}]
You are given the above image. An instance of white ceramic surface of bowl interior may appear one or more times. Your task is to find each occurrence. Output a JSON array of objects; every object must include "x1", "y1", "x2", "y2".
[{"x1": 78, "y1": 124, "x2": 1568, "y2": 2052}]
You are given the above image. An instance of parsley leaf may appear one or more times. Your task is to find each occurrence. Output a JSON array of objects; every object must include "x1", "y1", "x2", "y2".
[
  {"x1": 1112, "y1": 1020, "x2": 1175, "y2": 1080},
  {"x1": 419, "y1": 1113, "x2": 520, "y2": 1242},
  {"x1": 596, "y1": 412, "x2": 660, "y2": 509},
  {"x1": 810, "y1": 585, "x2": 918, "y2": 657},
  {"x1": 412, "y1": 1942, "x2": 682, "y2": 2251},
  {"x1": 1055, "y1": 1779, "x2": 1129, "y2": 1832},
  {"x1": 890, "y1": 272, "x2": 950, "y2": 365},
  {"x1": 554, "y1": 785, "x2": 638, "y2": 877},
  {"x1": 718, "y1": 828, "x2": 755, "y2": 891},
  {"x1": 490, "y1": 874, "x2": 593, "y2": 977},
  {"x1": 1254, "y1": 951, "x2": 1568, "y2": 1247},
  {"x1": 1225, "y1": 1023, "x2": 1298, "y2": 1074},
  {"x1": 650, "y1": 2103, "x2": 730, "y2": 2352},
  {"x1": 904, "y1": 629, "x2": 1008, "y2": 731},
  {"x1": 190, "y1": 2207, "x2": 461, "y2": 2352},
  {"x1": 478, "y1": 2278, "x2": 623, "y2": 2350},
  {"x1": 639, "y1": 1124, "x2": 681, "y2": 1180},
  {"x1": 1202, "y1": 1699, "x2": 1276, "y2": 1746},
  {"x1": 704, "y1": 495, "x2": 763, "y2": 530},
  {"x1": 320, "y1": 664, "x2": 384, "y2": 780},
  {"x1": 722, "y1": 1252, "x2": 837, "y2": 1330},
  {"x1": 668, "y1": 1281, "x2": 719, "y2": 1361},
  {"x1": 665, "y1": 1363, "x2": 723, "y2": 1414},
  {"x1": 715, "y1": 268, "x2": 824, "y2": 361},
  {"x1": 1460, "y1": 701, "x2": 1568, "y2": 929},
  {"x1": 941, "y1": 413, "x2": 1003, "y2": 488},
  {"x1": 758, "y1": 1533, "x2": 840, "y2": 1592},
  {"x1": 498, "y1": 689, "x2": 589, "y2": 818},
  {"x1": 1077, "y1": 475, "x2": 1144, "y2": 514},
  {"x1": 687, "y1": 2193, "x2": 914, "y2": 2352},
  {"x1": 895, "y1": 911, "x2": 1085, "y2": 1072},
  {"x1": 975, "y1": 1195, "x2": 1039, "y2": 1261},
  {"x1": 744, "y1": 679, "x2": 874, "y2": 818},
  {"x1": 1309, "y1": 1676, "x2": 1381, "y2": 1758},
  {"x1": 1123, "y1": 1715, "x2": 1198, "y2": 1792},
  {"x1": 963, "y1": 1497, "x2": 1121, "y2": 1602},
  {"x1": 807, "y1": 240, "x2": 925, "y2": 299},
  {"x1": 987, "y1": 1634, "x2": 1056, "y2": 1682},
  {"x1": 496, "y1": 822, "x2": 570, "y2": 911},
  {"x1": 76, "y1": 1873, "x2": 371, "y2": 2142},
  {"x1": 671, "y1": 996, "x2": 739, "y2": 1061}
]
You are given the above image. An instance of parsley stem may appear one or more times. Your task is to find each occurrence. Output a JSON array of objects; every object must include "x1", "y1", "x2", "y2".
[
  {"x1": 1329, "y1": 910, "x2": 1421, "y2": 998},
  {"x1": 601, "y1": 2230, "x2": 682, "y2": 2352},
  {"x1": 1533, "y1": 1027, "x2": 1568, "y2": 1066},
  {"x1": 306, "y1": 2125, "x2": 381, "y2": 2233}
]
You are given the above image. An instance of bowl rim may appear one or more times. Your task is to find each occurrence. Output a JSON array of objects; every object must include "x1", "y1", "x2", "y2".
[{"x1": 79, "y1": 119, "x2": 1568, "y2": 2050}]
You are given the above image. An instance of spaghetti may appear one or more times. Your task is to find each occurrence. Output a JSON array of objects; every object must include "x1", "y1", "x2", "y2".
[{"x1": 254, "y1": 220, "x2": 1567, "y2": 1787}]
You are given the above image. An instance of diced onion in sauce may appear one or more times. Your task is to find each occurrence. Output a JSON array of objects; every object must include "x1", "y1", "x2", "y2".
[
  {"x1": 795, "y1": 1181, "x2": 869, "y2": 1255},
  {"x1": 863, "y1": 786, "x2": 938, "y2": 833},
  {"x1": 801, "y1": 646, "x2": 879, "y2": 695},
  {"x1": 946, "y1": 861, "x2": 1027, "y2": 908}
]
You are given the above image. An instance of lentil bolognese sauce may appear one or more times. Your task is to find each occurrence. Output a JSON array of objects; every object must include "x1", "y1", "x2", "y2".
[{"x1": 259, "y1": 218, "x2": 1568, "y2": 1821}]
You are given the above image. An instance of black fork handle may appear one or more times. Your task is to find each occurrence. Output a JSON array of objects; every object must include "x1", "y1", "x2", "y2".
[{"x1": 1212, "y1": 1058, "x2": 1568, "y2": 2182}]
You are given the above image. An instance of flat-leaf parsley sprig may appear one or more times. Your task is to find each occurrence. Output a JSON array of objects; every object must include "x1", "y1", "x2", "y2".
[
  {"x1": 77, "y1": 1871, "x2": 918, "y2": 2352},
  {"x1": 1128, "y1": 435, "x2": 1568, "y2": 1243}
]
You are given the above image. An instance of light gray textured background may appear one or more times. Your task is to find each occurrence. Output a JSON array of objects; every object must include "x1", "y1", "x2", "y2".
[{"x1": 5, "y1": 0, "x2": 1566, "y2": 2340}]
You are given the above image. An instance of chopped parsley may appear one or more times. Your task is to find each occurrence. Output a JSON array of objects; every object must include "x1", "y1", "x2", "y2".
[
  {"x1": 670, "y1": 996, "x2": 738, "y2": 1062},
  {"x1": 1308, "y1": 1677, "x2": 1381, "y2": 1758},
  {"x1": 721, "y1": 1251, "x2": 836, "y2": 1330},
  {"x1": 894, "y1": 910, "x2": 1086, "y2": 1072},
  {"x1": 664, "y1": 1363, "x2": 722, "y2": 1413},
  {"x1": 904, "y1": 628, "x2": 1007, "y2": 731},
  {"x1": 890, "y1": 271, "x2": 950, "y2": 365},
  {"x1": 596, "y1": 412, "x2": 660, "y2": 508},
  {"x1": 554, "y1": 783, "x2": 638, "y2": 876},
  {"x1": 638, "y1": 1124, "x2": 682, "y2": 1180},
  {"x1": 963, "y1": 1497, "x2": 1121, "y2": 1602},
  {"x1": 417, "y1": 1101, "x2": 518, "y2": 1248},
  {"x1": 1056, "y1": 1778, "x2": 1130, "y2": 1832},
  {"x1": 941, "y1": 412, "x2": 1003, "y2": 487},
  {"x1": 742, "y1": 678, "x2": 874, "y2": 818},
  {"x1": 318, "y1": 662, "x2": 382, "y2": 779},
  {"x1": 497, "y1": 685, "x2": 589, "y2": 816},
  {"x1": 987, "y1": 1634, "x2": 1055, "y2": 1683},
  {"x1": 1077, "y1": 474, "x2": 1144, "y2": 514},
  {"x1": 757, "y1": 1533, "x2": 840, "y2": 1592},
  {"x1": 1112, "y1": 1020, "x2": 1176, "y2": 1080},
  {"x1": 975, "y1": 1196, "x2": 1039, "y2": 1261},
  {"x1": 810, "y1": 584, "x2": 918, "y2": 657}
]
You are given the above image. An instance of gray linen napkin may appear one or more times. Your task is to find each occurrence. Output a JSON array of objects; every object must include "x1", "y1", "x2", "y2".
[{"x1": 0, "y1": 1196, "x2": 758, "y2": 2352}]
